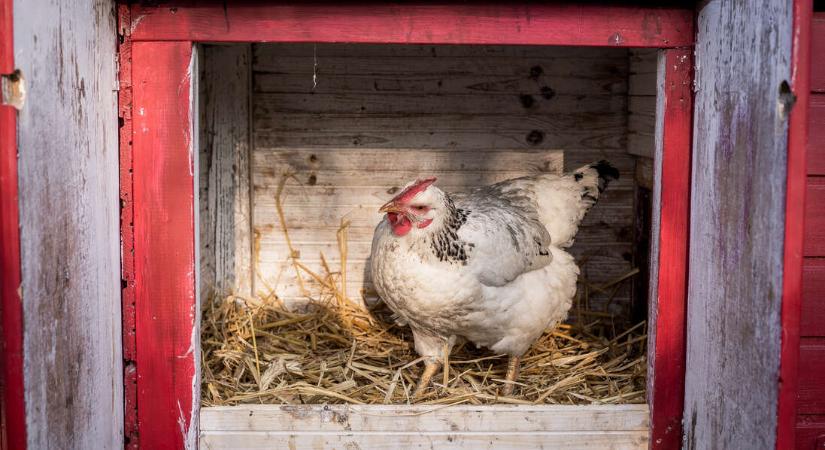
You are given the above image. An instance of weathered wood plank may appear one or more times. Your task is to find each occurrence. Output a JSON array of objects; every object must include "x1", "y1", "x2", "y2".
[
  {"x1": 684, "y1": 2, "x2": 792, "y2": 449},
  {"x1": 254, "y1": 128, "x2": 625, "y2": 152},
  {"x1": 801, "y1": 258, "x2": 825, "y2": 337},
  {"x1": 130, "y1": 4, "x2": 694, "y2": 47},
  {"x1": 808, "y1": 94, "x2": 825, "y2": 175},
  {"x1": 647, "y1": 48, "x2": 692, "y2": 450},
  {"x1": 804, "y1": 178, "x2": 825, "y2": 257},
  {"x1": 0, "y1": 0, "x2": 24, "y2": 448},
  {"x1": 132, "y1": 42, "x2": 198, "y2": 450},
  {"x1": 200, "y1": 405, "x2": 650, "y2": 449},
  {"x1": 812, "y1": 15, "x2": 825, "y2": 92},
  {"x1": 253, "y1": 113, "x2": 627, "y2": 151},
  {"x1": 13, "y1": 1, "x2": 123, "y2": 448},
  {"x1": 253, "y1": 42, "x2": 633, "y2": 59},
  {"x1": 199, "y1": 44, "x2": 253, "y2": 298},
  {"x1": 253, "y1": 92, "x2": 626, "y2": 116},
  {"x1": 200, "y1": 431, "x2": 649, "y2": 450},
  {"x1": 798, "y1": 338, "x2": 825, "y2": 415},
  {"x1": 200, "y1": 404, "x2": 650, "y2": 432},
  {"x1": 795, "y1": 414, "x2": 825, "y2": 450}
]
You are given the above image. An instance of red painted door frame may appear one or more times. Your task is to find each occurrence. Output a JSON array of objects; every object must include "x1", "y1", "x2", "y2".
[
  {"x1": 776, "y1": 1, "x2": 813, "y2": 449},
  {"x1": 0, "y1": 0, "x2": 26, "y2": 449},
  {"x1": 119, "y1": 4, "x2": 695, "y2": 449}
]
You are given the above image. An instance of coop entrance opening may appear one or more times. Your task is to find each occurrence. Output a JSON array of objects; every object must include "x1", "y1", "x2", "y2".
[{"x1": 197, "y1": 43, "x2": 657, "y2": 411}]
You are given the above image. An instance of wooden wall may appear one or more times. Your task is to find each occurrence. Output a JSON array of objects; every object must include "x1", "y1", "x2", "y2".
[
  {"x1": 244, "y1": 43, "x2": 638, "y2": 319},
  {"x1": 684, "y1": 1, "x2": 793, "y2": 449},
  {"x1": 13, "y1": 0, "x2": 123, "y2": 448},
  {"x1": 796, "y1": 12, "x2": 825, "y2": 450}
]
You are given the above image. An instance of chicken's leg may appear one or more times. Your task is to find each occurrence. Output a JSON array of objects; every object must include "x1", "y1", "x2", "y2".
[
  {"x1": 412, "y1": 359, "x2": 441, "y2": 398},
  {"x1": 500, "y1": 355, "x2": 521, "y2": 396}
]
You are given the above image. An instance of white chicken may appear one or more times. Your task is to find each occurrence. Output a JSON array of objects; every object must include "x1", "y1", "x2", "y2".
[{"x1": 369, "y1": 161, "x2": 619, "y2": 396}]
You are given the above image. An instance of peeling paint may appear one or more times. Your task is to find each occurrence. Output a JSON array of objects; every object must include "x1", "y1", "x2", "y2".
[{"x1": 129, "y1": 13, "x2": 147, "y2": 35}]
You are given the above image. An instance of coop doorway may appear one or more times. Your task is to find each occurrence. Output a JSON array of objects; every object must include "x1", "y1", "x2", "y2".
[{"x1": 122, "y1": 5, "x2": 692, "y2": 450}]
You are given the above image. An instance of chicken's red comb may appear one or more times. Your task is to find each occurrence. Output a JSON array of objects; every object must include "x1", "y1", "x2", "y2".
[{"x1": 390, "y1": 177, "x2": 437, "y2": 203}]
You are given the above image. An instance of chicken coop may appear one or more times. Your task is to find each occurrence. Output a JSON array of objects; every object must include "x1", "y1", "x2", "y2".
[{"x1": 2, "y1": 1, "x2": 816, "y2": 450}]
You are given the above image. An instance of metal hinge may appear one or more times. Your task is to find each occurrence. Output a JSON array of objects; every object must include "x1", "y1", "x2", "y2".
[{"x1": 1, "y1": 69, "x2": 26, "y2": 110}]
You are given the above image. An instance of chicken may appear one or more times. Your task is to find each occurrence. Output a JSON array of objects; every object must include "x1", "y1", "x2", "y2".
[{"x1": 369, "y1": 161, "x2": 619, "y2": 396}]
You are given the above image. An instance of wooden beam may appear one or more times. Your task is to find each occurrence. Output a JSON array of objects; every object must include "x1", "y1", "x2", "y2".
[
  {"x1": 199, "y1": 44, "x2": 253, "y2": 299},
  {"x1": 648, "y1": 48, "x2": 692, "y2": 450},
  {"x1": 132, "y1": 41, "x2": 198, "y2": 450},
  {"x1": 777, "y1": 2, "x2": 812, "y2": 447},
  {"x1": 117, "y1": 5, "x2": 139, "y2": 449},
  {"x1": 13, "y1": 0, "x2": 122, "y2": 447},
  {"x1": 684, "y1": 2, "x2": 793, "y2": 448},
  {"x1": 0, "y1": 0, "x2": 25, "y2": 448},
  {"x1": 129, "y1": 4, "x2": 693, "y2": 48}
]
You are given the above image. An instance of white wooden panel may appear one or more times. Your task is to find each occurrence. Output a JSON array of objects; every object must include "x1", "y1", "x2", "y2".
[
  {"x1": 13, "y1": 0, "x2": 123, "y2": 448},
  {"x1": 248, "y1": 43, "x2": 633, "y2": 314},
  {"x1": 200, "y1": 404, "x2": 649, "y2": 449},
  {"x1": 200, "y1": 431, "x2": 648, "y2": 450}
]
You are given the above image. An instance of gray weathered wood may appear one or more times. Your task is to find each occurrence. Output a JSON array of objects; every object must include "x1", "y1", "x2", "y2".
[
  {"x1": 13, "y1": 0, "x2": 123, "y2": 448},
  {"x1": 200, "y1": 404, "x2": 649, "y2": 449},
  {"x1": 247, "y1": 44, "x2": 635, "y2": 315},
  {"x1": 627, "y1": 49, "x2": 657, "y2": 159},
  {"x1": 684, "y1": 2, "x2": 792, "y2": 449},
  {"x1": 199, "y1": 44, "x2": 253, "y2": 298}
]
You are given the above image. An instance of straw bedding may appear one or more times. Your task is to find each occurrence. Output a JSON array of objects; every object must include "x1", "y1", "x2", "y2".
[{"x1": 201, "y1": 242, "x2": 646, "y2": 406}]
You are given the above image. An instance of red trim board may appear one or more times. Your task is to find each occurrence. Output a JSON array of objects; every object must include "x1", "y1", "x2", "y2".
[
  {"x1": 0, "y1": 0, "x2": 26, "y2": 448},
  {"x1": 131, "y1": 41, "x2": 198, "y2": 450},
  {"x1": 776, "y1": 0, "x2": 812, "y2": 449},
  {"x1": 129, "y1": 3, "x2": 693, "y2": 48},
  {"x1": 649, "y1": 48, "x2": 693, "y2": 450}
]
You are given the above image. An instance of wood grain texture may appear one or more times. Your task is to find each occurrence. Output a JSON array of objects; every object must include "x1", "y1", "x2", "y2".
[
  {"x1": 116, "y1": 5, "x2": 138, "y2": 448},
  {"x1": 200, "y1": 405, "x2": 650, "y2": 450},
  {"x1": 199, "y1": 44, "x2": 253, "y2": 298},
  {"x1": 809, "y1": 94, "x2": 825, "y2": 175},
  {"x1": 795, "y1": 414, "x2": 825, "y2": 450},
  {"x1": 130, "y1": 3, "x2": 693, "y2": 48},
  {"x1": 0, "y1": 0, "x2": 25, "y2": 448},
  {"x1": 248, "y1": 44, "x2": 636, "y2": 316},
  {"x1": 648, "y1": 49, "x2": 692, "y2": 450},
  {"x1": 797, "y1": 338, "x2": 825, "y2": 415},
  {"x1": 12, "y1": 1, "x2": 122, "y2": 449},
  {"x1": 804, "y1": 179, "x2": 825, "y2": 257},
  {"x1": 627, "y1": 49, "x2": 658, "y2": 159},
  {"x1": 684, "y1": 2, "x2": 792, "y2": 449},
  {"x1": 200, "y1": 432, "x2": 648, "y2": 450},
  {"x1": 812, "y1": 15, "x2": 825, "y2": 92},
  {"x1": 132, "y1": 41, "x2": 198, "y2": 450},
  {"x1": 801, "y1": 259, "x2": 825, "y2": 337}
]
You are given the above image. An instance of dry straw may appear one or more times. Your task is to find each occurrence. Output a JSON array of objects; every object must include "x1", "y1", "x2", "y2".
[{"x1": 201, "y1": 177, "x2": 647, "y2": 407}]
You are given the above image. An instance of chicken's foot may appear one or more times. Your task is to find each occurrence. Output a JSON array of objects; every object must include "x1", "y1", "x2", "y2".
[
  {"x1": 500, "y1": 355, "x2": 521, "y2": 396},
  {"x1": 412, "y1": 359, "x2": 441, "y2": 398}
]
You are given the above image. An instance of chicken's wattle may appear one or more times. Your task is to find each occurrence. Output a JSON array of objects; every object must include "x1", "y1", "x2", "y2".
[{"x1": 387, "y1": 212, "x2": 412, "y2": 236}]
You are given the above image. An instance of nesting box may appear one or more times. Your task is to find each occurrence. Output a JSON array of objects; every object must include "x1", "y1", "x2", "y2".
[{"x1": 119, "y1": 4, "x2": 694, "y2": 449}]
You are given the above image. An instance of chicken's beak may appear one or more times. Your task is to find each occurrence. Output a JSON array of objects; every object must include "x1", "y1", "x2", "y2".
[{"x1": 379, "y1": 201, "x2": 402, "y2": 214}]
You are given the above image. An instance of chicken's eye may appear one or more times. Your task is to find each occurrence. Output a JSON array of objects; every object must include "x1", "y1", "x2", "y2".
[{"x1": 413, "y1": 205, "x2": 428, "y2": 211}]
